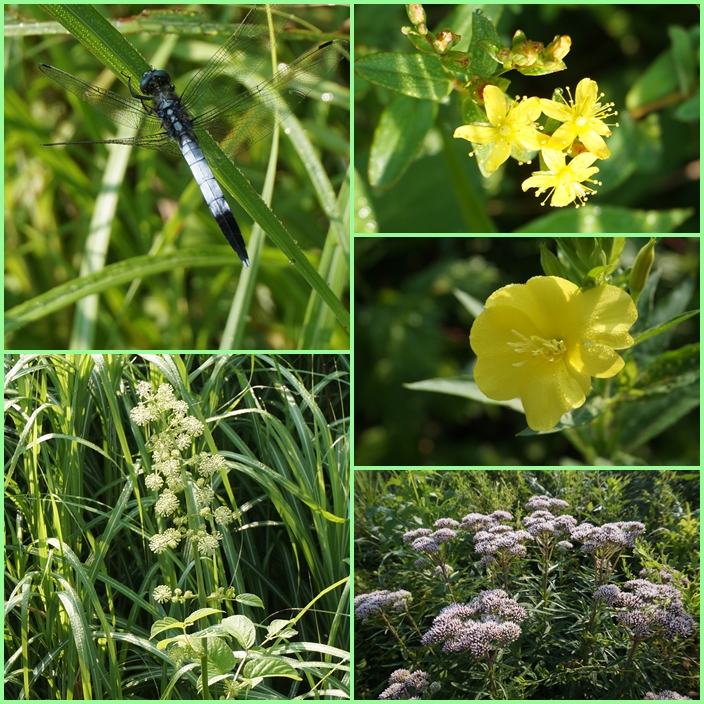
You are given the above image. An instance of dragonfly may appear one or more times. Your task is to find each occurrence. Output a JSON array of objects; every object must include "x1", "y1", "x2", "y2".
[{"x1": 39, "y1": 5, "x2": 348, "y2": 267}]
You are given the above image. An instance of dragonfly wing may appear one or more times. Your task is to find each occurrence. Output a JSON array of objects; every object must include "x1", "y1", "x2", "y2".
[
  {"x1": 180, "y1": 5, "x2": 291, "y2": 120},
  {"x1": 194, "y1": 40, "x2": 347, "y2": 159},
  {"x1": 39, "y1": 64, "x2": 162, "y2": 132}
]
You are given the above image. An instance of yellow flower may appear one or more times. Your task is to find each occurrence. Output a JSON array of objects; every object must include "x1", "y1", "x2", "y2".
[
  {"x1": 470, "y1": 276, "x2": 637, "y2": 432},
  {"x1": 540, "y1": 78, "x2": 617, "y2": 159},
  {"x1": 454, "y1": 85, "x2": 544, "y2": 174},
  {"x1": 521, "y1": 148, "x2": 601, "y2": 208}
]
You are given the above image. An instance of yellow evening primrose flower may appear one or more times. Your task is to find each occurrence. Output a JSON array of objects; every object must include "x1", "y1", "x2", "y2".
[
  {"x1": 522, "y1": 148, "x2": 601, "y2": 207},
  {"x1": 454, "y1": 85, "x2": 544, "y2": 174},
  {"x1": 470, "y1": 276, "x2": 637, "y2": 432},
  {"x1": 540, "y1": 77, "x2": 617, "y2": 159}
]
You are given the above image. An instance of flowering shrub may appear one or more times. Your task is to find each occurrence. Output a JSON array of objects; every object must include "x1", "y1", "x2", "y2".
[{"x1": 355, "y1": 480, "x2": 699, "y2": 700}]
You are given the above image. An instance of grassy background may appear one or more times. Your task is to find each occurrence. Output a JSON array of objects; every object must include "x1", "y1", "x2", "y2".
[
  {"x1": 5, "y1": 5, "x2": 350, "y2": 349},
  {"x1": 4, "y1": 353, "x2": 350, "y2": 700},
  {"x1": 354, "y1": 469, "x2": 700, "y2": 700}
]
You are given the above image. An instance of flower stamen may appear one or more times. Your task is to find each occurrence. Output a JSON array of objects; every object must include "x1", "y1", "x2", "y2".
[{"x1": 508, "y1": 329, "x2": 566, "y2": 366}]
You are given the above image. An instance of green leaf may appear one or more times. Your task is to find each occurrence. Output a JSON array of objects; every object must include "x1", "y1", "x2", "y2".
[
  {"x1": 368, "y1": 93, "x2": 437, "y2": 188},
  {"x1": 354, "y1": 169, "x2": 378, "y2": 233},
  {"x1": 151, "y1": 617, "x2": 184, "y2": 639},
  {"x1": 222, "y1": 615, "x2": 257, "y2": 650},
  {"x1": 453, "y1": 288, "x2": 484, "y2": 318},
  {"x1": 354, "y1": 52, "x2": 453, "y2": 100},
  {"x1": 626, "y1": 25, "x2": 699, "y2": 112},
  {"x1": 184, "y1": 608, "x2": 224, "y2": 626},
  {"x1": 243, "y1": 656, "x2": 302, "y2": 681},
  {"x1": 235, "y1": 593, "x2": 264, "y2": 609},
  {"x1": 632, "y1": 310, "x2": 699, "y2": 346},
  {"x1": 668, "y1": 25, "x2": 696, "y2": 95},
  {"x1": 206, "y1": 636, "x2": 237, "y2": 676},
  {"x1": 516, "y1": 205, "x2": 694, "y2": 234},
  {"x1": 633, "y1": 343, "x2": 700, "y2": 395},
  {"x1": 266, "y1": 619, "x2": 294, "y2": 637},
  {"x1": 404, "y1": 376, "x2": 524, "y2": 412},
  {"x1": 469, "y1": 10, "x2": 501, "y2": 78},
  {"x1": 617, "y1": 387, "x2": 699, "y2": 453}
]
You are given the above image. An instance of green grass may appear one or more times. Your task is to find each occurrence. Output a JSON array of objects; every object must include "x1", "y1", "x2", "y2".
[
  {"x1": 4, "y1": 353, "x2": 350, "y2": 699},
  {"x1": 5, "y1": 5, "x2": 350, "y2": 349}
]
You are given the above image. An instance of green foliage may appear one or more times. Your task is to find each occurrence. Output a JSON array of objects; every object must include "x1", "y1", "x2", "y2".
[
  {"x1": 355, "y1": 470, "x2": 700, "y2": 700},
  {"x1": 4, "y1": 354, "x2": 350, "y2": 700},
  {"x1": 5, "y1": 5, "x2": 350, "y2": 349},
  {"x1": 354, "y1": 4, "x2": 699, "y2": 233}
]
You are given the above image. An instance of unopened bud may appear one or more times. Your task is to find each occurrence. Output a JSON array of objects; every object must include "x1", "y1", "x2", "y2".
[
  {"x1": 406, "y1": 4, "x2": 426, "y2": 27},
  {"x1": 433, "y1": 29, "x2": 460, "y2": 54},
  {"x1": 545, "y1": 35, "x2": 572, "y2": 61},
  {"x1": 629, "y1": 237, "x2": 656, "y2": 304}
]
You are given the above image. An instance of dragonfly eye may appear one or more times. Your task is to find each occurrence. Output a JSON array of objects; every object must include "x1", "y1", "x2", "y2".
[{"x1": 140, "y1": 69, "x2": 172, "y2": 94}]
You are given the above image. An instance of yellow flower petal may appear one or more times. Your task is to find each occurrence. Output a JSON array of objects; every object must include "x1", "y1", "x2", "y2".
[{"x1": 470, "y1": 276, "x2": 637, "y2": 431}]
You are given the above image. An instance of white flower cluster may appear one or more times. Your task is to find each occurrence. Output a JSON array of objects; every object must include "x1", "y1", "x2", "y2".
[
  {"x1": 473, "y1": 526, "x2": 533, "y2": 566},
  {"x1": 593, "y1": 579, "x2": 695, "y2": 639},
  {"x1": 525, "y1": 494, "x2": 571, "y2": 512},
  {"x1": 460, "y1": 510, "x2": 513, "y2": 532},
  {"x1": 403, "y1": 526, "x2": 457, "y2": 555},
  {"x1": 421, "y1": 589, "x2": 526, "y2": 657}
]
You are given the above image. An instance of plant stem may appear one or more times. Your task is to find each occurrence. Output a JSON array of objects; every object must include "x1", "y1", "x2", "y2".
[
  {"x1": 381, "y1": 612, "x2": 419, "y2": 667},
  {"x1": 486, "y1": 651, "x2": 498, "y2": 699}
]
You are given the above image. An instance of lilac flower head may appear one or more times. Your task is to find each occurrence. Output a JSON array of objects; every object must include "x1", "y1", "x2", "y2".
[
  {"x1": 402, "y1": 528, "x2": 432, "y2": 543},
  {"x1": 434, "y1": 518, "x2": 460, "y2": 529},
  {"x1": 421, "y1": 590, "x2": 526, "y2": 657},
  {"x1": 525, "y1": 494, "x2": 570, "y2": 512},
  {"x1": 644, "y1": 692, "x2": 692, "y2": 700},
  {"x1": 379, "y1": 669, "x2": 436, "y2": 700},
  {"x1": 354, "y1": 590, "x2": 412, "y2": 622},
  {"x1": 460, "y1": 512, "x2": 487, "y2": 532},
  {"x1": 523, "y1": 510, "x2": 577, "y2": 538},
  {"x1": 431, "y1": 528, "x2": 457, "y2": 544},
  {"x1": 593, "y1": 579, "x2": 695, "y2": 639},
  {"x1": 411, "y1": 536, "x2": 440, "y2": 554},
  {"x1": 571, "y1": 521, "x2": 645, "y2": 554}
]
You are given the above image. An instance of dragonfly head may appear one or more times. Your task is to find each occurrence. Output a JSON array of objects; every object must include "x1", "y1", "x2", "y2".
[{"x1": 140, "y1": 69, "x2": 173, "y2": 95}]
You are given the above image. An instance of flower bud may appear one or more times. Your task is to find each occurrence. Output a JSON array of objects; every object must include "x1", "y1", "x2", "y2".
[
  {"x1": 545, "y1": 35, "x2": 572, "y2": 61},
  {"x1": 629, "y1": 237, "x2": 656, "y2": 304},
  {"x1": 406, "y1": 4, "x2": 426, "y2": 27},
  {"x1": 433, "y1": 29, "x2": 461, "y2": 54}
]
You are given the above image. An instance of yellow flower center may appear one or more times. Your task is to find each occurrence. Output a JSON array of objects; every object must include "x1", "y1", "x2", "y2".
[
  {"x1": 507, "y1": 329, "x2": 566, "y2": 367},
  {"x1": 575, "y1": 115, "x2": 587, "y2": 127},
  {"x1": 498, "y1": 124, "x2": 512, "y2": 138}
]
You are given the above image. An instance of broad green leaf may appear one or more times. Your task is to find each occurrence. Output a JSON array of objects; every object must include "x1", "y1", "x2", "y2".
[
  {"x1": 222, "y1": 615, "x2": 256, "y2": 650},
  {"x1": 235, "y1": 593, "x2": 264, "y2": 609},
  {"x1": 267, "y1": 619, "x2": 294, "y2": 638},
  {"x1": 516, "y1": 205, "x2": 694, "y2": 234},
  {"x1": 668, "y1": 25, "x2": 696, "y2": 94},
  {"x1": 675, "y1": 90, "x2": 700, "y2": 121},
  {"x1": 632, "y1": 310, "x2": 699, "y2": 346},
  {"x1": 206, "y1": 636, "x2": 236, "y2": 675},
  {"x1": 151, "y1": 617, "x2": 184, "y2": 639},
  {"x1": 369, "y1": 93, "x2": 437, "y2": 188},
  {"x1": 404, "y1": 376, "x2": 524, "y2": 412},
  {"x1": 355, "y1": 52, "x2": 453, "y2": 100},
  {"x1": 184, "y1": 608, "x2": 223, "y2": 626},
  {"x1": 243, "y1": 656, "x2": 301, "y2": 681},
  {"x1": 469, "y1": 10, "x2": 501, "y2": 78}
]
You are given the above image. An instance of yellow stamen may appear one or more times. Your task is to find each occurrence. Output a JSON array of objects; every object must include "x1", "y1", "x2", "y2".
[{"x1": 507, "y1": 329, "x2": 566, "y2": 366}]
